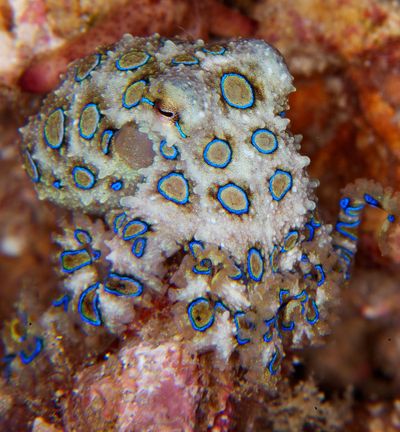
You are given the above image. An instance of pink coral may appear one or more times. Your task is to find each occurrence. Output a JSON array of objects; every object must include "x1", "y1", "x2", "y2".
[
  {"x1": 0, "y1": 0, "x2": 255, "y2": 92},
  {"x1": 67, "y1": 341, "x2": 201, "y2": 431}
]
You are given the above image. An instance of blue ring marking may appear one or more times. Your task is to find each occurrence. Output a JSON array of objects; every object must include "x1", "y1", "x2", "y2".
[
  {"x1": 310, "y1": 216, "x2": 321, "y2": 228},
  {"x1": 100, "y1": 129, "x2": 114, "y2": 155},
  {"x1": 341, "y1": 204, "x2": 365, "y2": 218},
  {"x1": 160, "y1": 139, "x2": 179, "y2": 160},
  {"x1": 220, "y1": 73, "x2": 255, "y2": 109},
  {"x1": 122, "y1": 219, "x2": 148, "y2": 240},
  {"x1": 306, "y1": 299, "x2": 319, "y2": 325},
  {"x1": 335, "y1": 220, "x2": 360, "y2": 241},
  {"x1": 188, "y1": 240, "x2": 204, "y2": 258},
  {"x1": 24, "y1": 151, "x2": 40, "y2": 183},
  {"x1": 202, "y1": 46, "x2": 226, "y2": 55},
  {"x1": 122, "y1": 79, "x2": 147, "y2": 109},
  {"x1": 281, "y1": 319, "x2": 295, "y2": 332},
  {"x1": 187, "y1": 297, "x2": 214, "y2": 332},
  {"x1": 303, "y1": 272, "x2": 313, "y2": 281},
  {"x1": 339, "y1": 254, "x2": 352, "y2": 268},
  {"x1": 72, "y1": 166, "x2": 96, "y2": 190},
  {"x1": 293, "y1": 289, "x2": 308, "y2": 302},
  {"x1": 115, "y1": 51, "x2": 151, "y2": 71},
  {"x1": 341, "y1": 198, "x2": 365, "y2": 216},
  {"x1": 334, "y1": 245, "x2": 354, "y2": 260},
  {"x1": 279, "y1": 289, "x2": 291, "y2": 305},
  {"x1": 346, "y1": 205, "x2": 365, "y2": 217},
  {"x1": 340, "y1": 197, "x2": 350, "y2": 209},
  {"x1": 282, "y1": 230, "x2": 299, "y2": 252},
  {"x1": 301, "y1": 254, "x2": 309, "y2": 262},
  {"x1": 335, "y1": 247, "x2": 352, "y2": 279},
  {"x1": 294, "y1": 290, "x2": 308, "y2": 315},
  {"x1": 75, "y1": 53, "x2": 101, "y2": 82},
  {"x1": 111, "y1": 180, "x2": 123, "y2": 191},
  {"x1": 113, "y1": 212, "x2": 127, "y2": 234},
  {"x1": 203, "y1": 138, "x2": 232, "y2": 168},
  {"x1": 263, "y1": 317, "x2": 276, "y2": 343},
  {"x1": 157, "y1": 172, "x2": 190, "y2": 205},
  {"x1": 251, "y1": 129, "x2": 278, "y2": 155},
  {"x1": 74, "y1": 229, "x2": 92, "y2": 244},
  {"x1": 333, "y1": 245, "x2": 354, "y2": 267},
  {"x1": 364, "y1": 193, "x2": 379, "y2": 207},
  {"x1": 52, "y1": 294, "x2": 71, "y2": 312},
  {"x1": 122, "y1": 80, "x2": 147, "y2": 109},
  {"x1": 175, "y1": 121, "x2": 187, "y2": 139},
  {"x1": 268, "y1": 348, "x2": 280, "y2": 375},
  {"x1": 92, "y1": 249, "x2": 101, "y2": 260},
  {"x1": 78, "y1": 283, "x2": 102, "y2": 326},
  {"x1": 234, "y1": 311, "x2": 251, "y2": 345},
  {"x1": 229, "y1": 264, "x2": 243, "y2": 281},
  {"x1": 141, "y1": 97, "x2": 154, "y2": 106},
  {"x1": 278, "y1": 294, "x2": 296, "y2": 331},
  {"x1": 104, "y1": 272, "x2": 143, "y2": 297},
  {"x1": 78, "y1": 103, "x2": 100, "y2": 140},
  {"x1": 44, "y1": 108, "x2": 65, "y2": 149},
  {"x1": 269, "y1": 169, "x2": 293, "y2": 201},
  {"x1": 388, "y1": 214, "x2": 395, "y2": 223},
  {"x1": 19, "y1": 337, "x2": 43, "y2": 365},
  {"x1": 217, "y1": 183, "x2": 250, "y2": 215},
  {"x1": 315, "y1": 264, "x2": 326, "y2": 286},
  {"x1": 192, "y1": 258, "x2": 212, "y2": 275},
  {"x1": 171, "y1": 56, "x2": 199, "y2": 66},
  {"x1": 53, "y1": 180, "x2": 62, "y2": 189},
  {"x1": 305, "y1": 223, "x2": 315, "y2": 242},
  {"x1": 269, "y1": 246, "x2": 279, "y2": 273},
  {"x1": 60, "y1": 249, "x2": 92, "y2": 273},
  {"x1": 247, "y1": 247, "x2": 264, "y2": 282},
  {"x1": 214, "y1": 300, "x2": 230, "y2": 312},
  {"x1": 132, "y1": 237, "x2": 147, "y2": 258}
]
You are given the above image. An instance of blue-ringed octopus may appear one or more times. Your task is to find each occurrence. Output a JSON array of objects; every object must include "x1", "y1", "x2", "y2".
[{"x1": 9, "y1": 34, "x2": 400, "y2": 388}]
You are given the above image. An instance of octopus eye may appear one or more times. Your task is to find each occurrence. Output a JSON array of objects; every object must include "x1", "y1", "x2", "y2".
[
  {"x1": 158, "y1": 107, "x2": 174, "y2": 118},
  {"x1": 155, "y1": 100, "x2": 177, "y2": 120}
]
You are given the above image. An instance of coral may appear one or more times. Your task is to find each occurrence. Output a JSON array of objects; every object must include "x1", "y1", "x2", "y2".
[{"x1": 0, "y1": 0, "x2": 255, "y2": 92}]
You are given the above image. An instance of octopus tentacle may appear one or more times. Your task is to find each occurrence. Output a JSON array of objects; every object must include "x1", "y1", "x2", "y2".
[{"x1": 333, "y1": 179, "x2": 400, "y2": 279}]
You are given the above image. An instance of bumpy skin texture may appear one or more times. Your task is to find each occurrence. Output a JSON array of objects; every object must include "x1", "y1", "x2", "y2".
[{"x1": 19, "y1": 34, "x2": 397, "y2": 386}]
